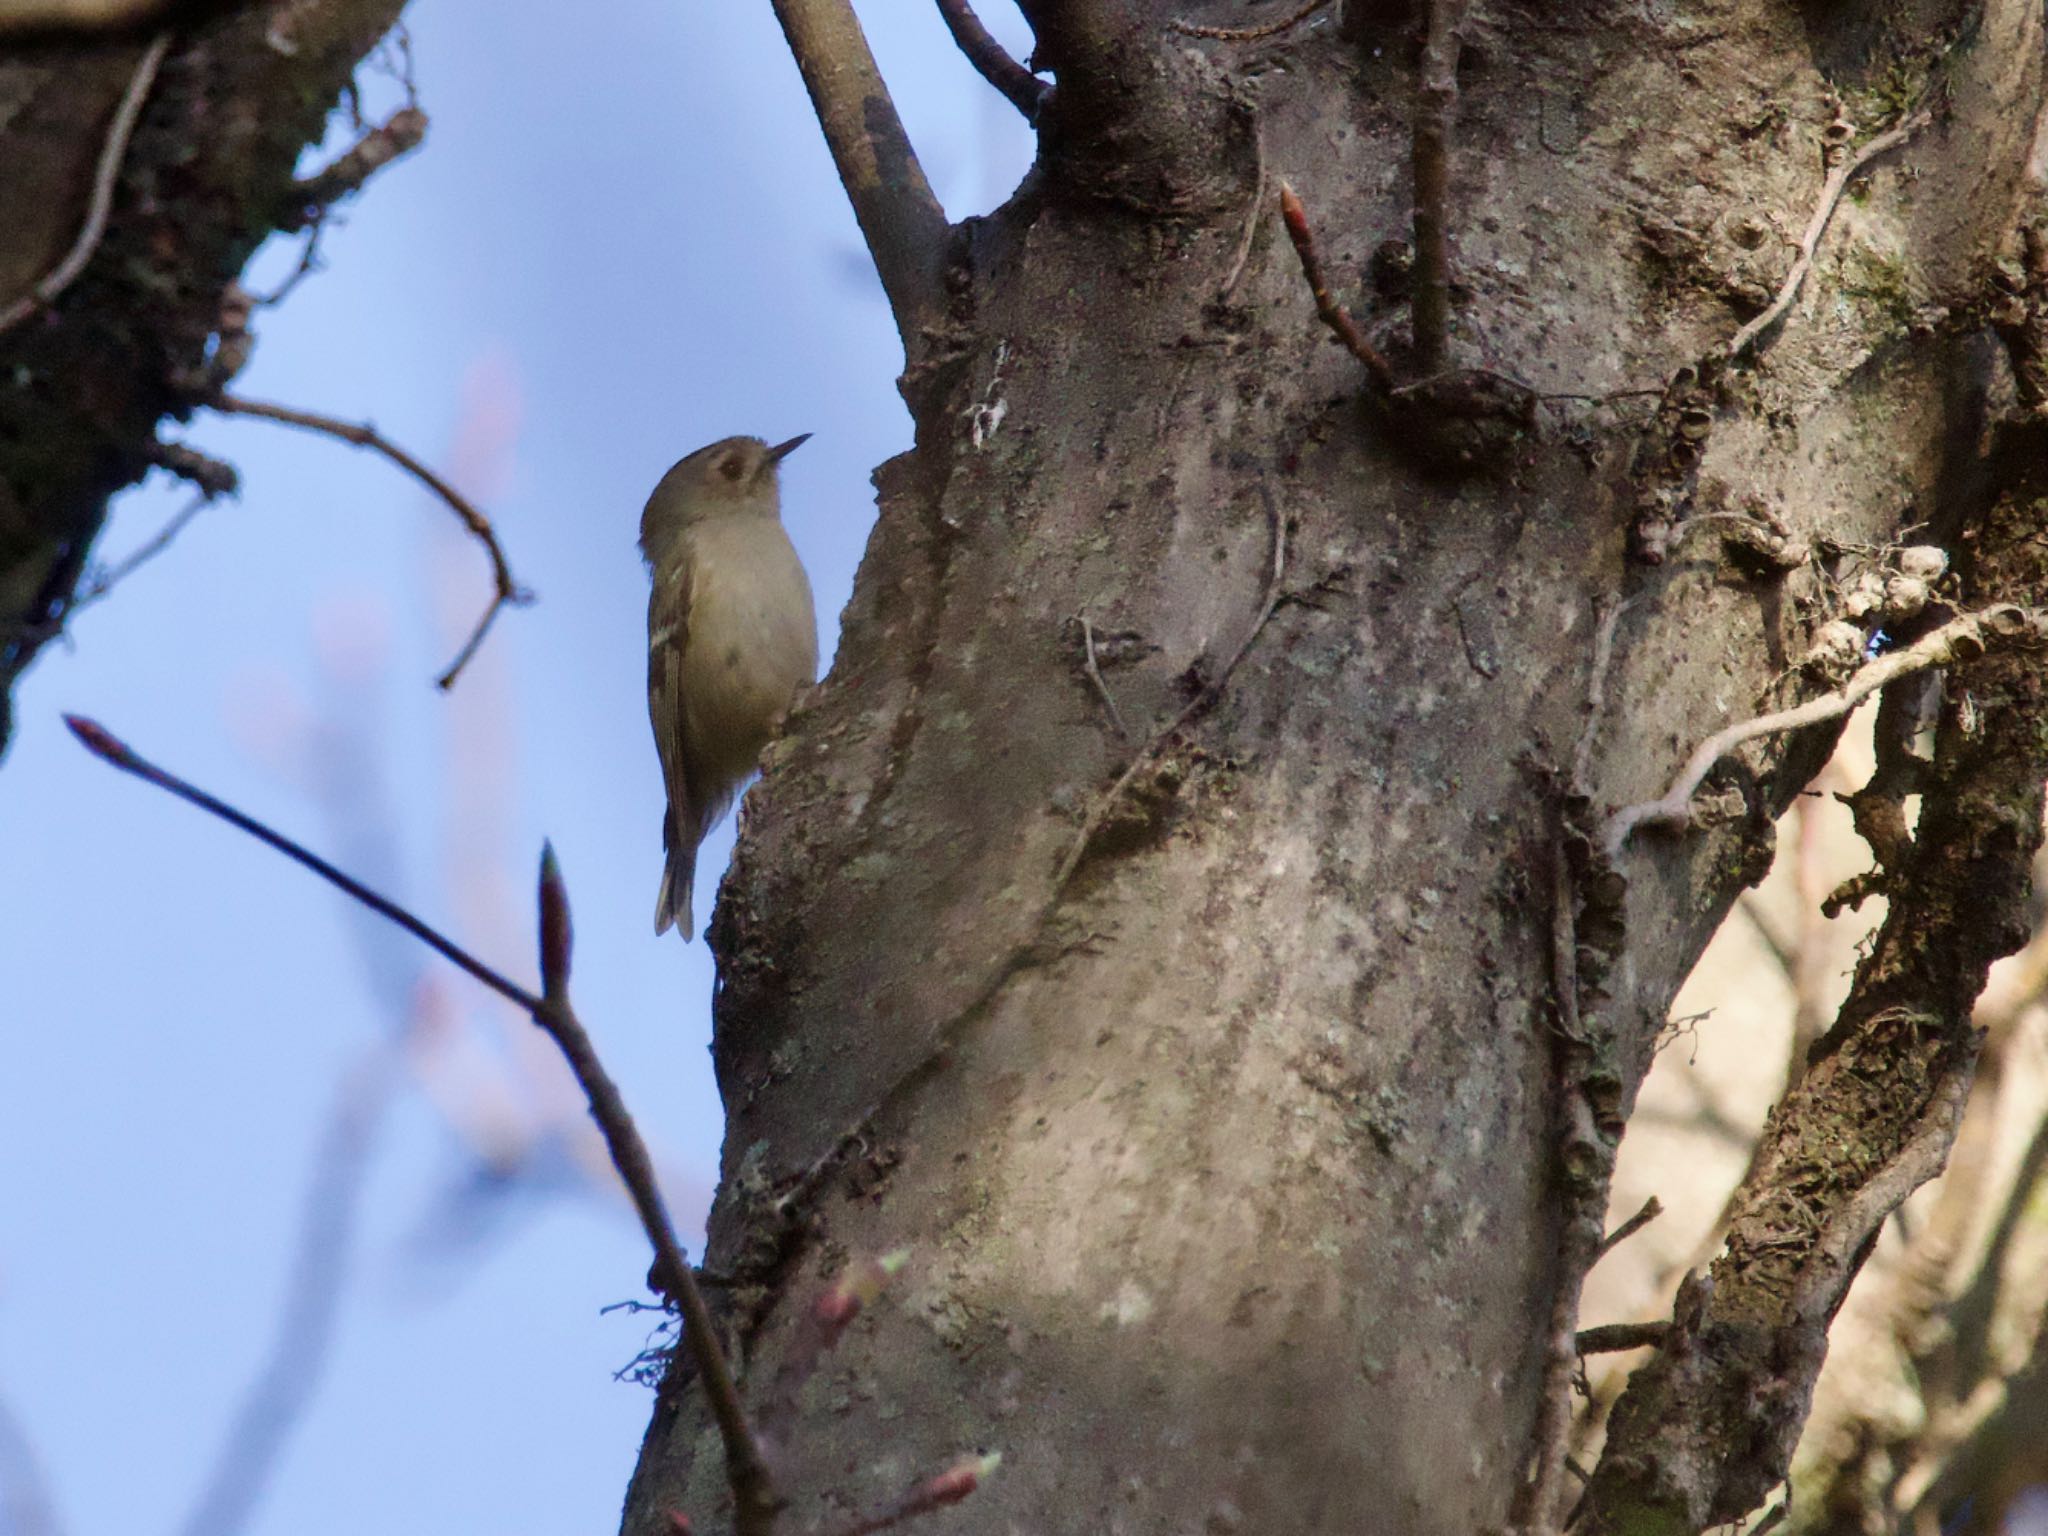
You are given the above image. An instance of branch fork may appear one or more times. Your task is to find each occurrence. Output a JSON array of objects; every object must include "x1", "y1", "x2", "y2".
[
  {"x1": 1606, "y1": 604, "x2": 2048, "y2": 856},
  {"x1": 66, "y1": 717, "x2": 999, "y2": 1536}
]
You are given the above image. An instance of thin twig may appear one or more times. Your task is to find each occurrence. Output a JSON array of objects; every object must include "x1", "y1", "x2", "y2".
[
  {"x1": 250, "y1": 215, "x2": 331, "y2": 307},
  {"x1": 65, "y1": 715, "x2": 531, "y2": 1003},
  {"x1": 62, "y1": 717, "x2": 784, "y2": 1536},
  {"x1": 1170, "y1": 0, "x2": 1332, "y2": 40},
  {"x1": 66, "y1": 490, "x2": 212, "y2": 615},
  {"x1": 210, "y1": 392, "x2": 529, "y2": 690},
  {"x1": 149, "y1": 440, "x2": 241, "y2": 498},
  {"x1": 1511, "y1": 840, "x2": 1604, "y2": 1536},
  {"x1": 0, "y1": 31, "x2": 172, "y2": 337},
  {"x1": 1596, "y1": 1195, "x2": 1663, "y2": 1260},
  {"x1": 254, "y1": 100, "x2": 427, "y2": 310},
  {"x1": 1077, "y1": 616, "x2": 1131, "y2": 738},
  {"x1": 1278, "y1": 182, "x2": 1397, "y2": 392},
  {"x1": 1605, "y1": 603, "x2": 2045, "y2": 855},
  {"x1": 772, "y1": 0, "x2": 949, "y2": 350},
  {"x1": 524, "y1": 852, "x2": 782, "y2": 1536},
  {"x1": 818, "y1": 1454, "x2": 1001, "y2": 1536},
  {"x1": 1410, "y1": 0, "x2": 1467, "y2": 377},
  {"x1": 284, "y1": 106, "x2": 428, "y2": 222},
  {"x1": 1575, "y1": 1320, "x2": 1670, "y2": 1356},
  {"x1": 935, "y1": 0, "x2": 1048, "y2": 120},
  {"x1": 1725, "y1": 110, "x2": 1929, "y2": 360},
  {"x1": 1054, "y1": 491, "x2": 1289, "y2": 892},
  {"x1": 377, "y1": 20, "x2": 418, "y2": 110},
  {"x1": 250, "y1": 212, "x2": 333, "y2": 306}
]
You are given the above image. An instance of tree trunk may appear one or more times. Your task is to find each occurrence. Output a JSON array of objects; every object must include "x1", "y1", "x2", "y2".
[{"x1": 623, "y1": 2, "x2": 2047, "y2": 1532}]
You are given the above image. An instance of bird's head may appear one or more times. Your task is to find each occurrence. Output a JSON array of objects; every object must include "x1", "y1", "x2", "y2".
[{"x1": 641, "y1": 433, "x2": 809, "y2": 565}]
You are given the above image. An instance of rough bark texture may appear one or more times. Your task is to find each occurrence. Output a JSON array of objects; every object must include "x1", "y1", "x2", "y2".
[
  {"x1": 0, "y1": 0, "x2": 409, "y2": 753},
  {"x1": 623, "y1": 2, "x2": 2048, "y2": 1533}
]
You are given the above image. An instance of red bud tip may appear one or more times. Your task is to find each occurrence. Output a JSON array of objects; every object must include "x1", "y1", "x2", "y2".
[
  {"x1": 64, "y1": 714, "x2": 133, "y2": 767},
  {"x1": 816, "y1": 1246, "x2": 909, "y2": 1332},
  {"x1": 909, "y1": 1453, "x2": 1001, "y2": 1513},
  {"x1": 814, "y1": 1286, "x2": 859, "y2": 1330},
  {"x1": 661, "y1": 1511, "x2": 695, "y2": 1535},
  {"x1": 1279, "y1": 181, "x2": 1309, "y2": 238},
  {"x1": 537, "y1": 840, "x2": 573, "y2": 992}
]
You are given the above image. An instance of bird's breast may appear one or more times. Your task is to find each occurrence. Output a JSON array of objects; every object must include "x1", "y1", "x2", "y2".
[{"x1": 681, "y1": 519, "x2": 818, "y2": 778}]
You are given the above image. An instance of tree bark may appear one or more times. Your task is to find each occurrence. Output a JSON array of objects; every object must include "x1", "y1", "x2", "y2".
[
  {"x1": 0, "y1": 0, "x2": 410, "y2": 753},
  {"x1": 609, "y1": 2, "x2": 2047, "y2": 1532}
]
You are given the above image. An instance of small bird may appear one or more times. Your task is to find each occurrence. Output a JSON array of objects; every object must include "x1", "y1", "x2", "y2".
[{"x1": 641, "y1": 433, "x2": 818, "y2": 938}]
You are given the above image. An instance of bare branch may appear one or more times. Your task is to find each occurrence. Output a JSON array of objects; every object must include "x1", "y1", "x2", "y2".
[
  {"x1": 1605, "y1": 603, "x2": 2048, "y2": 855},
  {"x1": 251, "y1": 218, "x2": 333, "y2": 307},
  {"x1": 209, "y1": 392, "x2": 530, "y2": 690},
  {"x1": 772, "y1": 0, "x2": 950, "y2": 350},
  {"x1": 1508, "y1": 837, "x2": 1615, "y2": 1536},
  {"x1": 148, "y1": 441, "x2": 242, "y2": 499},
  {"x1": 1576, "y1": 1321, "x2": 1670, "y2": 1356},
  {"x1": 7, "y1": 443, "x2": 239, "y2": 647},
  {"x1": 936, "y1": 0, "x2": 1049, "y2": 120},
  {"x1": 1278, "y1": 183, "x2": 1397, "y2": 392},
  {"x1": 1410, "y1": 0, "x2": 1466, "y2": 376},
  {"x1": 65, "y1": 715, "x2": 533, "y2": 1003},
  {"x1": 66, "y1": 490, "x2": 213, "y2": 615},
  {"x1": 0, "y1": 32, "x2": 172, "y2": 337},
  {"x1": 1596, "y1": 1195, "x2": 1664, "y2": 1261},
  {"x1": 517, "y1": 852, "x2": 783, "y2": 1536},
  {"x1": 818, "y1": 1453, "x2": 1001, "y2": 1536},
  {"x1": 1725, "y1": 111, "x2": 1928, "y2": 360},
  {"x1": 284, "y1": 105, "x2": 428, "y2": 223},
  {"x1": 64, "y1": 718, "x2": 785, "y2": 1536}
]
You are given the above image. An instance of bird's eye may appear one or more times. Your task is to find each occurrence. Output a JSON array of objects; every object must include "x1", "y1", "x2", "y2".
[{"x1": 719, "y1": 454, "x2": 746, "y2": 482}]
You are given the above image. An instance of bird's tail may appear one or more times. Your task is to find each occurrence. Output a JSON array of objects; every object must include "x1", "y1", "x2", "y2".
[{"x1": 654, "y1": 845, "x2": 696, "y2": 939}]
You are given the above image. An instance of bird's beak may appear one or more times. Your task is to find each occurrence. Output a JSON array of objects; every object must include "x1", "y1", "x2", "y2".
[{"x1": 766, "y1": 433, "x2": 811, "y2": 463}]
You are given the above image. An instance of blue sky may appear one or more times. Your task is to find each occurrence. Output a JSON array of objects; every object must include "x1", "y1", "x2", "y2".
[{"x1": 0, "y1": 5, "x2": 1032, "y2": 1532}]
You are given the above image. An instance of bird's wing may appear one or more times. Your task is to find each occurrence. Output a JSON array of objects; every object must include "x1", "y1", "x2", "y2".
[{"x1": 648, "y1": 563, "x2": 699, "y2": 850}]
